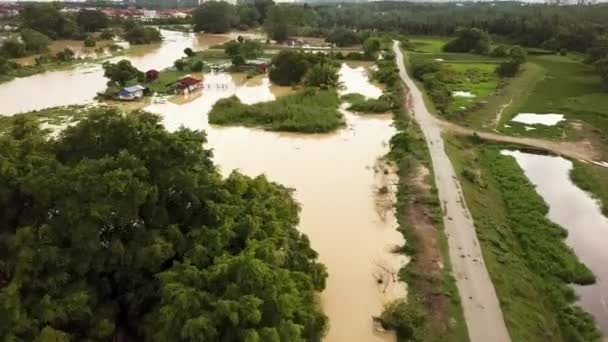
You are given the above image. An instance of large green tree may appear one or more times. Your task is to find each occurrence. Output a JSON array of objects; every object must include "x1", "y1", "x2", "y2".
[
  {"x1": 443, "y1": 27, "x2": 491, "y2": 55},
  {"x1": 102, "y1": 60, "x2": 144, "y2": 86},
  {"x1": 269, "y1": 50, "x2": 311, "y2": 86},
  {"x1": 20, "y1": 3, "x2": 79, "y2": 39},
  {"x1": 76, "y1": 9, "x2": 109, "y2": 33},
  {"x1": 192, "y1": 2, "x2": 236, "y2": 34},
  {"x1": 20, "y1": 28, "x2": 51, "y2": 54},
  {"x1": 0, "y1": 108, "x2": 328, "y2": 341}
]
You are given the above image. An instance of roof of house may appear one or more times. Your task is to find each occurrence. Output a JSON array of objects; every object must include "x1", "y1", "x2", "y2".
[
  {"x1": 118, "y1": 85, "x2": 145, "y2": 96},
  {"x1": 177, "y1": 76, "x2": 202, "y2": 86}
]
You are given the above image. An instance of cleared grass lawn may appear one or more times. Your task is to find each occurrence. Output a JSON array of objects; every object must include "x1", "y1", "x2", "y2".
[
  {"x1": 445, "y1": 135, "x2": 600, "y2": 342},
  {"x1": 145, "y1": 69, "x2": 199, "y2": 94},
  {"x1": 500, "y1": 54, "x2": 608, "y2": 157},
  {"x1": 408, "y1": 37, "x2": 449, "y2": 54}
]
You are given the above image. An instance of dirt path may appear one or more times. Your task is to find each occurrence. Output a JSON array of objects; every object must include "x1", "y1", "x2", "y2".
[{"x1": 393, "y1": 41, "x2": 511, "y2": 342}]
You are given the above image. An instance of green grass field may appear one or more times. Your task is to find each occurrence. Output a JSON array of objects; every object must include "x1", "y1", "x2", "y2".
[
  {"x1": 499, "y1": 54, "x2": 608, "y2": 157},
  {"x1": 445, "y1": 135, "x2": 600, "y2": 342},
  {"x1": 407, "y1": 37, "x2": 450, "y2": 54}
]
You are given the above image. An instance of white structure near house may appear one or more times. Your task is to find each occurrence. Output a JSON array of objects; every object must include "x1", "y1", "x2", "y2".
[
  {"x1": 116, "y1": 85, "x2": 146, "y2": 101},
  {"x1": 143, "y1": 10, "x2": 158, "y2": 20}
]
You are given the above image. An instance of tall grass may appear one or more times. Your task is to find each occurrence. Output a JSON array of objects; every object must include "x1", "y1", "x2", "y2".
[{"x1": 209, "y1": 88, "x2": 344, "y2": 133}]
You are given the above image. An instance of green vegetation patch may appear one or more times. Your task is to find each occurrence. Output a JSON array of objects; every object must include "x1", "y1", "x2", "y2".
[
  {"x1": 341, "y1": 93, "x2": 392, "y2": 114},
  {"x1": 407, "y1": 37, "x2": 449, "y2": 54},
  {"x1": 446, "y1": 136, "x2": 600, "y2": 342},
  {"x1": 209, "y1": 88, "x2": 344, "y2": 133},
  {"x1": 504, "y1": 55, "x2": 608, "y2": 156},
  {"x1": 571, "y1": 161, "x2": 608, "y2": 217}
]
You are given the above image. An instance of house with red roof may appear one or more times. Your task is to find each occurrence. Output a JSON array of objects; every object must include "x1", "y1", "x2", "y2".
[{"x1": 174, "y1": 76, "x2": 202, "y2": 94}]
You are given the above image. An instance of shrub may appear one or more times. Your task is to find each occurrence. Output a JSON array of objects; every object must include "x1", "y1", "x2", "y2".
[
  {"x1": 304, "y1": 63, "x2": 339, "y2": 88},
  {"x1": 174, "y1": 59, "x2": 187, "y2": 71},
  {"x1": 84, "y1": 36, "x2": 96, "y2": 47},
  {"x1": 190, "y1": 60, "x2": 204, "y2": 72}
]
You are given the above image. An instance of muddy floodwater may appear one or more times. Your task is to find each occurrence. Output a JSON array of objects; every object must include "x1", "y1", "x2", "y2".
[
  {"x1": 501, "y1": 150, "x2": 608, "y2": 337},
  {"x1": 146, "y1": 64, "x2": 408, "y2": 342},
  {"x1": 0, "y1": 28, "x2": 408, "y2": 341},
  {"x1": 0, "y1": 30, "x2": 244, "y2": 116}
]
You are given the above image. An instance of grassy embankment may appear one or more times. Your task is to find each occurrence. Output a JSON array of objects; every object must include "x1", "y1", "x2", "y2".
[
  {"x1": 378, "y1": 46, "x2": 469, "y2": 341},
  {"x1": 571, "y1": 161, "x2": 608, "y2": 217},
  {"x1": 445, "y1": 135, "x2": 600, "y2": 342},
  {"x1": 0, "y1": 105, "x2": 96, "y2": 135},
  {"x1": 209, "y1": 88, "x2": 343, "y2": 133}
]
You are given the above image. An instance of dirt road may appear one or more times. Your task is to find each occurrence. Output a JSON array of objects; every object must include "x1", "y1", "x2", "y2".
[{"x1": 393, "y1": 41, "x2": 511, "y2": 342}]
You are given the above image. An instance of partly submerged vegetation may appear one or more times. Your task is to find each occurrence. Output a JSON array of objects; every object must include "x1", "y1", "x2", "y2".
[
  {"x1": 446, "y1": 136, "x2": 600, "y2": 342},
  {"x1": 372, "y1": 47, "x2": 468, "y2": 341},
  {"x1": 209, "y1": 88, "x2": 342, "y2": 133},
  {"x1": 570, "y1": 161, "x2": 608, "y2": 217},
  {"x1": 0, "y1": 107, "x2": 328, "y2": 341}
]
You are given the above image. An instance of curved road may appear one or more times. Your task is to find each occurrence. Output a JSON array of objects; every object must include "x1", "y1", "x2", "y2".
[{"x1": 393, "y1": 41, "x2": 512, "y2": 342}]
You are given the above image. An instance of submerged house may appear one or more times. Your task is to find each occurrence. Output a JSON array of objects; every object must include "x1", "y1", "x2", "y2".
[
  {"x1": 174, "y1": 76, "x2": 203, "y2": 94},
  {"x1": 245, "y1": 59, "x2": 269, "y2": 73},
  {"x1": 115, "y1": 85, "x2": 146, "y2": 101}
]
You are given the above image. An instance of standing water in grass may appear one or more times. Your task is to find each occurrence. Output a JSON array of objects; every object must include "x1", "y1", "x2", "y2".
[
  {"x1": 145, "y1": 66, "x2": 407, "y2": 342},
  {"x1": 502, "y1": 150, "x2": 608, "y2": 336}
]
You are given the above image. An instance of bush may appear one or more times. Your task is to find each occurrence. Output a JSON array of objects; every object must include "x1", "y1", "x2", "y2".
[
  {"x1": 326, "y1": 28, "x2": 360, "y2": 47},
  {"x1": 209, "y1": 88, "x2": 343, "y2": 132},
  {"x1": 184, "y1": 47, "x2": 194, "y2": 57},
  {"x1": 174, "y1": 59, "x2": 187, "y2": 71},
  {"x1": 1, "y1": 39, "x2": 26, "y2": 58},
  {"x1": 491, "y1": 45, "x2": 509, "y2": 57},
  {"x1": 379, "y1": 299, "x2": 426, "y2": 339},
  {"x1": 269, "y1": 50, "x2": 311, "y2": 86},
  {"x1": 21, "y1": 28, "x2": 51, "y2": 53},
  {"x1": 443, "y1": 27, "x2": 491, "y2": 55},
  {"x1": 496, "y1": 60, "x2": 521, "y2": 78},
  {"x1": 56, "y1": 48, "x2": 75, "y2": 62},
  {"x1": 99, "y1": 29, "x2": 115, "y2": 40},
  {"x1": 84, "y1": 36, "x2": 96, "y2": 47},
  {"x1": 304, "y1": 63, "x2": 339, "y2": 88},
  {"x1": 190, "y1": 60, "x2": 204, "y2": 72}
]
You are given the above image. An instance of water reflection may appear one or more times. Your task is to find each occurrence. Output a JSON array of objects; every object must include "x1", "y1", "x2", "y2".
[{"x1": 502, "y1": 150, "x2": 608, "y2": 336}]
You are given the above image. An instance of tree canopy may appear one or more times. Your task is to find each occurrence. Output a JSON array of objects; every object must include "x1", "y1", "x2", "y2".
[
  {"x1": 76, "y1": 9, "x2": 109, "y2": 33},
  {"x1": 122, "y1": 23, "x2": 162, "y2": 45},
  {"x1": 0, "y1": 108, "x2": 328, "y2": 341},
  {"x1": 193, "y1": 2, "x2": 237, "y2": 34},
  {"x1": 443, "y1": 28, "x2": 491, "y2": 55},
  {"x1": 102, "y1": 60, "x2": 144, "y2": 87},
  {"x1": 269, "y1": 51, "x2": 311, "y2": 86}
]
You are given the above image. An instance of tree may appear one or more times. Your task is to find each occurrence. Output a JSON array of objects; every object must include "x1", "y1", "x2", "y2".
[
  {"x1": 0, "y1": 57, "x2": 17, "y2": 75},
  {"x1": 21, "y1": 29, "x2": 51, "y2": 54},
  {"x1": 0, "y1": 108, "x2": 327, "y2": 341},
  {"x1": 509, "y1": 46, "x2": 527, "y2": 64},
  {"x1": 254, "y1": 0, "x2": 275, "y2": 23},
  {"x1": 237, "y1": 4, "x2": 261, "y2": 28},
  {"x1": 491, "y1": 45, "x2": 509, "y2": 57},
  {"x1": 304, "y1": 63, "x2": 339, "y2": 88},
  {"x1": 596, "y1": 58, "x2": 608, "y2": 89},
  {"x1": 76, "y1": 9, "x2": 109, "y2": 33},
  {"x1": 225, "y1": 39, "x2": 263, "y2": 60},
  {"x1": 362, "y1": 37, "x2": 382, "y2": 59},
  {"x1": 174, "y1": 59, "x2": 187, "y2": 71},
  {"x1": 191, "y1": 60, "x2": 204, "y2": 72},
  {"x1": 84, "y1": 36, "x2": 96, "y2": 47},
  {"x1": 192, "y1": 2, "x2": 236, "y2": 34},
  {"x1": 269, "y1": 50, "x2": 310, "y2": 85},
  {"x1": 123, "y1": 25, "x2": 162, "y2": 45},
  {"x1": 0, "y1": 39, "x2": 26, "y2": 58},
  {"x1": 100, "y1": 29, "x2": 115, "y2": 40},
  {"x1": 443, "y1": 28, "x2": 491, "y2": 55},
  {"x1": 496, "y1": 60, "x2": 521, "y2": 78},
  {"x1": 102, "y1": 60, "x2": 144, "y2": 86},
  {"x1": 264, "y1": 6, "x2": 290, "y2": 42},
  {"x1": 56, "y1": 47, "x2": 75, "y2": 62},
  {"x1": 20, "y1": 3, "x2": 79, "y2": 39},
  {"x1": 326, "y1": 28, "x2": 360, "y2": 47},
  {"x1": 184, "y1": 47, "x2": 194, "y2": 57}
]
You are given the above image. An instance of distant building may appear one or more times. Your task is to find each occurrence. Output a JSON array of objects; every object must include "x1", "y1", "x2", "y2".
[
  {"x1": 245, "y1": 59, "x2": 269, "y2": 73},
  {"x1": 198, "y1": 0, "x2": 237, "y2": 6},
  {"x1": 116, "y1": 85, "x2": 146, "y2": 101}
]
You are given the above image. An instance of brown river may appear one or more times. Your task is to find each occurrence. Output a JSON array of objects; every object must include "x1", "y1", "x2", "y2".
[{"x1": 0, "y1": 30, "x2": 407, "y2": 341}]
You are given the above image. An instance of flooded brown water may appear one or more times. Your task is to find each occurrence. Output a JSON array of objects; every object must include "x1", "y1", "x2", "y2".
[
  {"x1": 145, "y1": 64, "x2": 408, "y2": 341},
  {"x1": 502, "y1": 150, "x2": 608, "y2": 338},
  {"x1": 0, "y1": 29, "x2": 408, "y2": 340},
  {"x1": 0, "y1": 30, "x2": 239, "y2": 116}
]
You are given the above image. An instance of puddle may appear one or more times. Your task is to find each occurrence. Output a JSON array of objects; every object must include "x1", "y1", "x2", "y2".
[
  {"x1": 338, "y1": 63, "x2": 383, "y2": 99},
  {"x1": 511, "y1": 113, "x2": 565, "y2": 126},
  {"x1": 452, "y1": 91, "x2": 475, "y2": 98}
]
